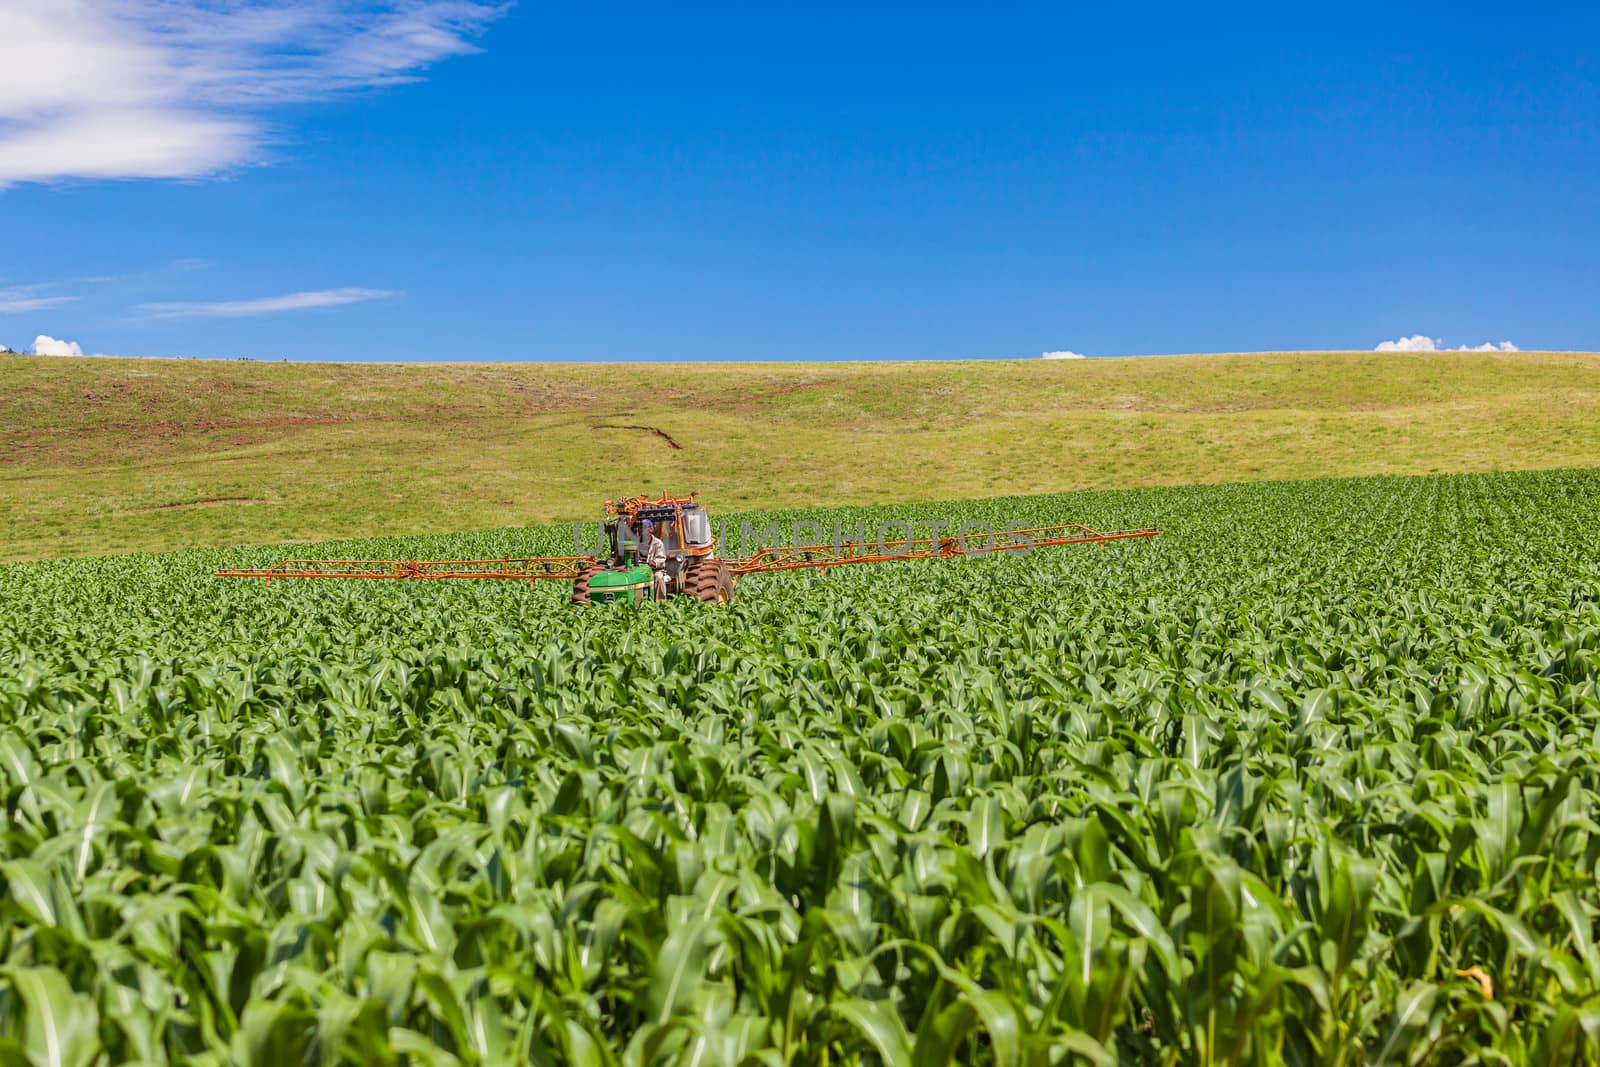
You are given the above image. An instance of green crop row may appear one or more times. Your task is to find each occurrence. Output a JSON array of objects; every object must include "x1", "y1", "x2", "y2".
[{"x1": 1, "y1": 469, "x2": 1599, "y2": 1065}]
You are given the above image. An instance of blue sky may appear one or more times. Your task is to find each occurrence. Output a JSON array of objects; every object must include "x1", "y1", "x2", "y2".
[{"x1": 2, "y1": 1, "x2": 1596, "y2": 361}]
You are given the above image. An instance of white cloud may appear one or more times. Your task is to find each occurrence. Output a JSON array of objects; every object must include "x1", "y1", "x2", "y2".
[
  {"x1": 1375, "y1": 334, "x2": 1439, "y2": 352},
  {"x1": 1041, "y1": 349, "x2": 1087, "y2": 360},
  {"x1": 0, "y1": 285, "x2": 80, "y2": 313},
  {"x1": 33, "y1": 334, "x2": 85, "y2": 356},
  {"x1": 1375, "y1": 335, "x2": 1520, "y2": 353},
  {"x1": 138, "y1": 286, "x2": 397, "y2": 318},
  {"x1": 0, "y1": 0, "x2": 508, "y2": 186}
]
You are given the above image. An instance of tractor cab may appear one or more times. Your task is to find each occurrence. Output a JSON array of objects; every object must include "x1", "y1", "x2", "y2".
[
  {"x1": 576, "y1": 492, "x2": 735, "y2": 604},
  {"x1": 605, "y1": 497, "x2": 712, "y2": 564}
]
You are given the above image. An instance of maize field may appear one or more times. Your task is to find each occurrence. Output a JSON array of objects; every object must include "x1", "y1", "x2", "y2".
[{"x1": 2, "y1": 468, "x2": 1599, "y2": 1065}]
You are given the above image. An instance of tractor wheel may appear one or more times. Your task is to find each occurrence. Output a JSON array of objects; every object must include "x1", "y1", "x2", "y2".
[
  {"x1": 712, "y1": 562, "x2": 737, "y2": 603},
  {"x1": 570, "y1": 563, "x2": 605, "y2": 605},
  {"x1": 683, "y1": 557, "x2": 737, "y2": 604}
]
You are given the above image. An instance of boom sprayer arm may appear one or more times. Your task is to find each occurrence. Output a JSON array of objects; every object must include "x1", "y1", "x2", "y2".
[
  {"x1": 212, "y1": 557, "x2": 597, "y2": 586},
  {"x1": 729, "y1": 523, "x2": 1159, "y2": 574}
]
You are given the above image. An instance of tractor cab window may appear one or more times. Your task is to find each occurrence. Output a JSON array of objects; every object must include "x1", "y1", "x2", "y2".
[{"x1": 682, "y1": 508, "x2": 712, "y2": 547}]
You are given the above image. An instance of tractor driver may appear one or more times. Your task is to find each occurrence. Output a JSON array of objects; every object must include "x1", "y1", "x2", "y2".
[{"x1": 640, "y1": 520, "x2": 669, "y2": 600}]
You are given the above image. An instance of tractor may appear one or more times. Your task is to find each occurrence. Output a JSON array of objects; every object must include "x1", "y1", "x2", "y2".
[
  {"x1": 215, "y1": 490, "x2": 1159, "y2": 602},
  {"x1": 572, "y1": 493, "x2": 737, "y2": 605}
]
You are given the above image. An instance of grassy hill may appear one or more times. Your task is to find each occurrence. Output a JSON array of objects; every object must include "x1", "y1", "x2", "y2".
[{"x1": 4, "y1": 349, "x2": 1599, "y2": 561}]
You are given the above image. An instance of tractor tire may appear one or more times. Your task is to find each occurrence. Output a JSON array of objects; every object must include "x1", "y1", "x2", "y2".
[
  {"x1": 682, "y1": 557, "x2": 737, "y2": 604},
  {"x1": 570, "y1": 563, "x2": 605, "y2": 605}
]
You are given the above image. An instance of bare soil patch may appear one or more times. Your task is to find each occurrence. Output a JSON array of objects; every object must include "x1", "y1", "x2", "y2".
[
  {"x1": 119, "y1": 497, "x2": 265, "y2": 515},
  {"x1": 590, "y1": 424, "x2": 683, "y2": 449}
]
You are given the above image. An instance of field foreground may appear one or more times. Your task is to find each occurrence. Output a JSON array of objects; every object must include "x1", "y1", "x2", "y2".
[
  {"x1": 2, "y1": 469, "x2": 1599, "y2": 1063},
  {"x1": 5, "y1": 349, "x2": 1600, "y2": 561}
]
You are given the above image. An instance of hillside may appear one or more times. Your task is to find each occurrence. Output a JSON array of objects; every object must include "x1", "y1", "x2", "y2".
[{"x1": 3, "y1": 349, "x2": 1599, "y2": 561}]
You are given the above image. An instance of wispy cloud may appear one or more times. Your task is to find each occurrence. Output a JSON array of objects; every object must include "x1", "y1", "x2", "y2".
[
  {"x1": 1375, "y1": 334, "x2": 1519, "y2": 353},
  {"x1": 0, "y1": 285, "x2": 81, "y2": 313},
  {"x1": 139, "y1": 287, "x2": 398, "y2": 319},
  {"x1": 0, "y1": 1, "x2": 509, "y2": 187}
]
